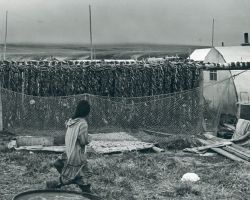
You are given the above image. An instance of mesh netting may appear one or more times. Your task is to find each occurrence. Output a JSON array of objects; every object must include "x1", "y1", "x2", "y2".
[
  {"x1": 1, "y1": 88, "x2": 200, "y2": 135},
  {"x1": 0, "y1": 78, "x2": 234, "y2": 137},
  {"x1": 202, "y1": 76, "x2": 238, "y2": 132}
]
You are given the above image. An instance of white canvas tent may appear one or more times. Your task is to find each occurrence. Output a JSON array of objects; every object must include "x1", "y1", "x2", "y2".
[
  {"x1": 215, "y1": 46, "x2": 250, "y2": 63},
  {"x1": 189, "y1": 48, "x2": 211, "y2": 62},
  {"x1": 203, "y1": 69, "x2": 250, "y2": 115},
  {"x1": 231, "y1": 70, "x2": 250, "y2": 102},
  {"x1": 190, "y1": 46, "x2": 250, "y2": 64},
  {"x1": 203, "y1": 70, "x2": 238, "y2": 115},
  {"x1": 190, "y1": 46, "x2": 250, "y2": 115}
]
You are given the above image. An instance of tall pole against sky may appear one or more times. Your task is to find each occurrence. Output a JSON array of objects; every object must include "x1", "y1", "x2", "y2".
[
  {"x1": 211, "y1": 18, "x2": 215, "y2": 47},
  {"x1": 89, "y1": 5, "x2": 93, "y2": 60},
  {"x1": 3, "y1": 10, "x2": 8, "y2": 60}
]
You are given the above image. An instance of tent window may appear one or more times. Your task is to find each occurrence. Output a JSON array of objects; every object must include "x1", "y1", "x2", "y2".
[{"x1": 210, "y1": 70, "x2": 217, "y2": 81}]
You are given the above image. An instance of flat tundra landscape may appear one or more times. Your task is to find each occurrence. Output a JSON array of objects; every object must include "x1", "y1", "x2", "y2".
[{"x1": 2, "y1": 43, "x2": 201, "y2": 61}]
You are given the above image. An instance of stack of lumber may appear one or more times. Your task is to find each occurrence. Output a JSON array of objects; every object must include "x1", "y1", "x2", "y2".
[{"x1": 184, "y1": 133, "x2": 250, "y2": 163}]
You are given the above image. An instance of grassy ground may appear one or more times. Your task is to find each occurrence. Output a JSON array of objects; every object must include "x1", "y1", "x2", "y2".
[{"x1": 0, "y1": 132, "x2": 250, "y2": 200}]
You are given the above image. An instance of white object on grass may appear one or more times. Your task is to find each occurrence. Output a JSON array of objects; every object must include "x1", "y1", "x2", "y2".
[
  {"x1": 29, "y1": 99, "x2": 36, "y2": 105},
  {"x1": 181, "y1": 173, "x2": 200, "y2": 182}
]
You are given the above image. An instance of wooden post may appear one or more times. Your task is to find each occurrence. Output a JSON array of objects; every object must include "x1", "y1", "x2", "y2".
[
  {"x1": 199, "y1": 69, "x2": 205, "y2": 132},
  {"x1": 0, "y1": 81, "x2": 3, "y2": 131},
  {"x1": 3, "y1": 11, "x2": 8, "y2": 60},
  {"x1": 21, "y1": 71, "x2": 25, "y2": 127},
  {"x1": 211, "y1": 18, "x2": 215, "y2": 47},
  {"x1": 21, "y1": 71, "x2": 25, "y2": 105},
  {"x1": 89, "y1": 5, "x2": 93, "y2": 60},
  {"x1": 8, "y1": 70, "x2": 10, "y2": 89}
]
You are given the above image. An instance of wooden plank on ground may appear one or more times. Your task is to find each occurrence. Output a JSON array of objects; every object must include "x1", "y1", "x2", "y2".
[
  {"x1": 183, "y1": 141, "x2": 232, "y2": 153},
  {"x1": 203, "y1": 132, "x2": 250, "y2": 153},
  {"x1": 15, "y1": 145, "x2": 66, "y2": 153},
  {"x1": 152, "y1": 146, "x2": 165, "y2": 153},
  {"x1": 142, "y1": 129, "x2": 172, "y2": 136},
  {"x1": 13, "y1": 132, "x2": 157, "y2": 154},
  {"x1": 231, "y1": 144, "x2": 250, "y2": 155},
  {"x1": 90, "y1": 132, "x2": 139, "y2": 141},
  {"x1": 224, "y1": 146, "x2": 250, "y2": 161},
  {"x1": 14, "y1": 141, "x2": 155, "y2": 154},
  {"x1": 198, "y1": 139, "x2": 246, "y2": 162},
  {"x1": 203, "y1": 133, "x2": 250, "y2": 162},
  {"x1": 89, "y1": 141, "x2": 155, "y2": 154}
]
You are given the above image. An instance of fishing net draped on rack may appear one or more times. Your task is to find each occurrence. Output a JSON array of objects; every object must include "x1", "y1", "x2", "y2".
[
  {"x1": 1, "y1": 79, "x2": 231, "y2": 136},
  {"x1": 1, "y1": 87, "x2": 202, "y2": 135}
]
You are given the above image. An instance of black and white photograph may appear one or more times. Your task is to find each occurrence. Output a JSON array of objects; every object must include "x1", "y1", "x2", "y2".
[{"x1": 0, "y1": 0, "x2": 250, "y2": 199}]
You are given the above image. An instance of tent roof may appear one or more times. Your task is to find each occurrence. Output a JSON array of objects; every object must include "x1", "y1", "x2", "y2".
[
  {"x1": 190, "y1": 46, "x2": 250, "y2": 63},
  {"x1": 215, "y1": 46, "x2": 250, "y2": 63},
  {"x1": 189, "y1": 48, "x2": 211, "y2": 61}
]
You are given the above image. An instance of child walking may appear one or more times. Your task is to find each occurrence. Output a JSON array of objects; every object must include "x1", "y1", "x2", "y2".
[{"x1": 46, "y1": 100, "x2": 92, "y2": 193}]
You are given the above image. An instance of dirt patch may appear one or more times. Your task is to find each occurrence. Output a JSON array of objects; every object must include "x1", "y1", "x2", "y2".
[{"x1": 156, "y1": 135, "x2": 202, "y2": 150}]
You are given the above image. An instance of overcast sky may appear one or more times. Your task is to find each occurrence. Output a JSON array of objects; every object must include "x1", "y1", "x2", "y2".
[{"x1": 0, "y1": 0, "x2": 249, "y2": 46}]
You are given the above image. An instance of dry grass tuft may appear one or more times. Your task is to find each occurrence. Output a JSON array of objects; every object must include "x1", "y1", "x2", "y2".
[{"x1": 174, "y1": 182, "x2": 201, "y2": 196}]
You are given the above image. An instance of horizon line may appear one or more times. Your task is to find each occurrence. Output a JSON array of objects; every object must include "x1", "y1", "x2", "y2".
[{"x1": 0, "y1": 41, "x2": 209, "y2": 47}]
